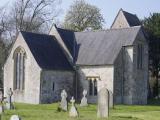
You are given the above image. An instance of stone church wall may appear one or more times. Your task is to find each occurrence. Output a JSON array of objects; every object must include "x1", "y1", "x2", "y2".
[
  {"x1": 114, "y1": 49, "x2": 124, "y2": 104},
  {"x1": 111, "y1": 10, "x2": 130, "y2": 29},
  {"x1": 114, "y1": 46, "x2": 135, "y2": 104},
  {"x1": 123, "y1": 46, "x2": 134, "y2": 104},
  {"x1": 114, "y1": 33, "x2": 148, "y2": 105},
  {"x1": 132, "y1": 32, "x2": 148, "y2": 104},
  {"x1": 78, "y1": 66, "x2": 114, "y2": 103},
  {"x1": 40, "y1": 70, "x2": 74, "y2": 103},
  {"x1": 4, "y1": 33, "x2": 41, "y2": 104}
]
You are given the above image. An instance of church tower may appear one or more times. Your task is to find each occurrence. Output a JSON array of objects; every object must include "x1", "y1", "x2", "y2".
[{"x1": 111, "y1": 8, "x2": 141, "y2": 29}]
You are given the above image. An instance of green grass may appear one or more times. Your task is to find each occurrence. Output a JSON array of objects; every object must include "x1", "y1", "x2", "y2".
[{"x1": 1, "y1": 101, "x2": 160, "y2": 120}]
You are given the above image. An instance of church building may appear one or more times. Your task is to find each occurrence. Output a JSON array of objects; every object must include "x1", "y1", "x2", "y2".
[{"x1": 4, "y1": 9, "x2": 148, "y2": 104}]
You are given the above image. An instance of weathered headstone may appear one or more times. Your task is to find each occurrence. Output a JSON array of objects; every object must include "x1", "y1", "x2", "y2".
[
  {"x1": 155, "y1": 96, "x2": 158, "y2": 99},
  {"x1": 109, "y1": 91, "x2": 113, "y2": 108},
  {"x1": 5, "y1": 103, "x2": 11, "y2": 110},
  {"x1": 0, "y1": 91, "x2": 3, "y2": 103},
  {"x1": 80, "y1": 89, "x2": 88, "y2": 107},
  {"x1": 10, "y1": 115, "x2": 21, "y2": 120},
  {"x1": 69, "y1": 97, "x2": 78, "y2": 117},
  {"x1": 0, "y1": 105, "x2": 4, "y2": 113},
  {"x1": 60, "y1": 89, "x2": 68, "y2": 111},
  {"x1": 0, "y1": 91, "x2": 4, "y2": 113},
  {"x1": 97, "y1": 87, "x2": 109, "y2": 118}
]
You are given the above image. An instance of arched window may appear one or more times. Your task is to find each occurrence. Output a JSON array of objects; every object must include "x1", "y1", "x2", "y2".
[{"x1": 13, "y1": 47, "x2": 26, "y2": 90}]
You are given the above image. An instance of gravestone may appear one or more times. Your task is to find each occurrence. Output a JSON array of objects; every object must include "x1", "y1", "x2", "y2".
[
  {"x1": 109, "y1": 91, "x2": 113, "y2": 108},
  {"x1": 97, "y1": 87, "x2": 109, "y2": 118},
  {"x1": 69, "y1": 97, "x2": 78, "y2": 117},
  {"x1": 0, "y1": 105, "x2": 4, "y2": 113},
  {"x1": 60, "y1": 89, "x2": 68, "y2": 111},
  {"x1": 80, "y1": 89, "x2": 88, "y2": 107},
  {"x1": 5, "y1": 103, "x2": 11, "y2": 110},
  {"x1": 10, "y1": 115, "x2": 21, "y2": 120},
  {"x1": 6, "y1": 88, "x2": 13, "y2": 110},
  {"x1": 0, "y1": 91, "x2": 3, "y2": 103},
  {"x1": 0, "y1": 91, "x2": 4, "y2": 113}
]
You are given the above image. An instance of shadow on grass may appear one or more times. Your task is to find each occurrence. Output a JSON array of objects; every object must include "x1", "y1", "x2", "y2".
[
  {"x1": 111, "y1": 116, "x2": 143, "y2": 120},
  {"x1": 147, "y1": 99, "x2": 160, "y2": 106}
]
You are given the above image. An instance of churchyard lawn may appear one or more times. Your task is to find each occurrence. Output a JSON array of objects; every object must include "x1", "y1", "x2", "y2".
[{"x1": 1, "y1": 100, "x2": 160, "y2": 120}]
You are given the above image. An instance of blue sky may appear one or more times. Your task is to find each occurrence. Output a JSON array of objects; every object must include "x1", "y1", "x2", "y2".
[{"x1": 1, "y1": 0, "x2": 160, "y2": 28}]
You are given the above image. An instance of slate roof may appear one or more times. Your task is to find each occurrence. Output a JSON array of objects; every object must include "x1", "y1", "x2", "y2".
[
  {"x1": 56, "y1": 27, "x2": 75, "y2": 57},
  {"x1": 122, "y1": 10, "x2": 141, "y2": 27},
  {"x1": 21, "y1": 31, "x2": 73, "y2": 70},
  {"x1": 74, "y1": 26, "x2": 141, "y2": 65}
]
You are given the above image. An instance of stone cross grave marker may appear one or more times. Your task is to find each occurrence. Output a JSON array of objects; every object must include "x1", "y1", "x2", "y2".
[
  {"x1": 69, "y1": 97, "x2": 78, "y2": 117},
  {"x1": 10, "y1": 115, "x2": 21, "y2": 120},
  {"x1": 97, "y1": 87, "x2": 109, "y2": 118},
  {"x1": 80, "y1": 89, "x2": 88, "y2": 107},
  {"x1": 60, "y1": 89, "x2": 68, "y2": 111}
]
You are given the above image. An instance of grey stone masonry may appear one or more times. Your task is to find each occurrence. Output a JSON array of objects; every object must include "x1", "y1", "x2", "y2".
[{"x1": 40, "y1": 70, "x2": 74, "y2": 103}]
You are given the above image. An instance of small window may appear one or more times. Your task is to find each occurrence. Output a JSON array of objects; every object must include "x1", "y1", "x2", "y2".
[
  {"x1": 89, "y1": 80, "x2": 93, "y2": 96},
  {"x1": 137, "y1": 44, "x2": 143, "y2": 69},
  {"x1": 52, "y1": 82, "x2": 55, "y2": 91},
  {"x1": 94, "y1": 80, "x2": 97, "y2": 95},
  {"x1": 88, "y1": 78, "x2": 97, "y2": 96}
]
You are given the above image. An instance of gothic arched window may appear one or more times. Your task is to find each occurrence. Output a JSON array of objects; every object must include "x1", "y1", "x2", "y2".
[{"x1": 13, "y1": 47, "x2": 26, "y2": 90}]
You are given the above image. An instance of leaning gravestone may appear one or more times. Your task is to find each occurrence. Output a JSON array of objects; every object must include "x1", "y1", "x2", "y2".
[
  {"x1": 97, "y1": 87, "x2": 109, "y2": 118},
  {"x1": 10, "y1": 115, "x2": 21, "y2": 120},
  {"x1": 80, "y1": 89, "x2": 88, "y2": 107},
  {"x1": 69, "y1": 97, "x2": 78, "y2": 117},
  {"x1": 60, "y1": 89, "x2": 68, "y2": 111}
]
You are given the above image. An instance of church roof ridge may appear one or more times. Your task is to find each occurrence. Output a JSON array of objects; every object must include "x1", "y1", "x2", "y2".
[
  {"x1": 20, "y1": 31, "x2": 53, "y2": 37},
  {"x1": 56, "y1": 27, "x2": 76, "y2": 32},
  {"x1": 74, "y1": 26, "x2": 141, "y2": 34}
]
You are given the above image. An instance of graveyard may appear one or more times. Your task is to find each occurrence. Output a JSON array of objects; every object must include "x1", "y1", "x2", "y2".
[
  {"x1": 1, "y1": 100, "x2": 160, "y2": 120},
  {"x1": 1, "y1": 88, "x2": 160, "y2": 120},
  {"x1": 0, "y1": 89, "x2": 160, "y2": 120}
]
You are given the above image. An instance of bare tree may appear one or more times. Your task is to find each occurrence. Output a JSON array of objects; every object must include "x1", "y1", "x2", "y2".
[
  {"x1": 0, "y1": 6, "x2": 8, "y2": 88},
  {"x1": 0, "y1": 0, "x2": 61, "y2": 88},
  {"x1": 0, "y1": 7, "x2": 8, "y2": 39},
  {"x1": 1, "y1": 0, "x2": 61, "y2": 41}
]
